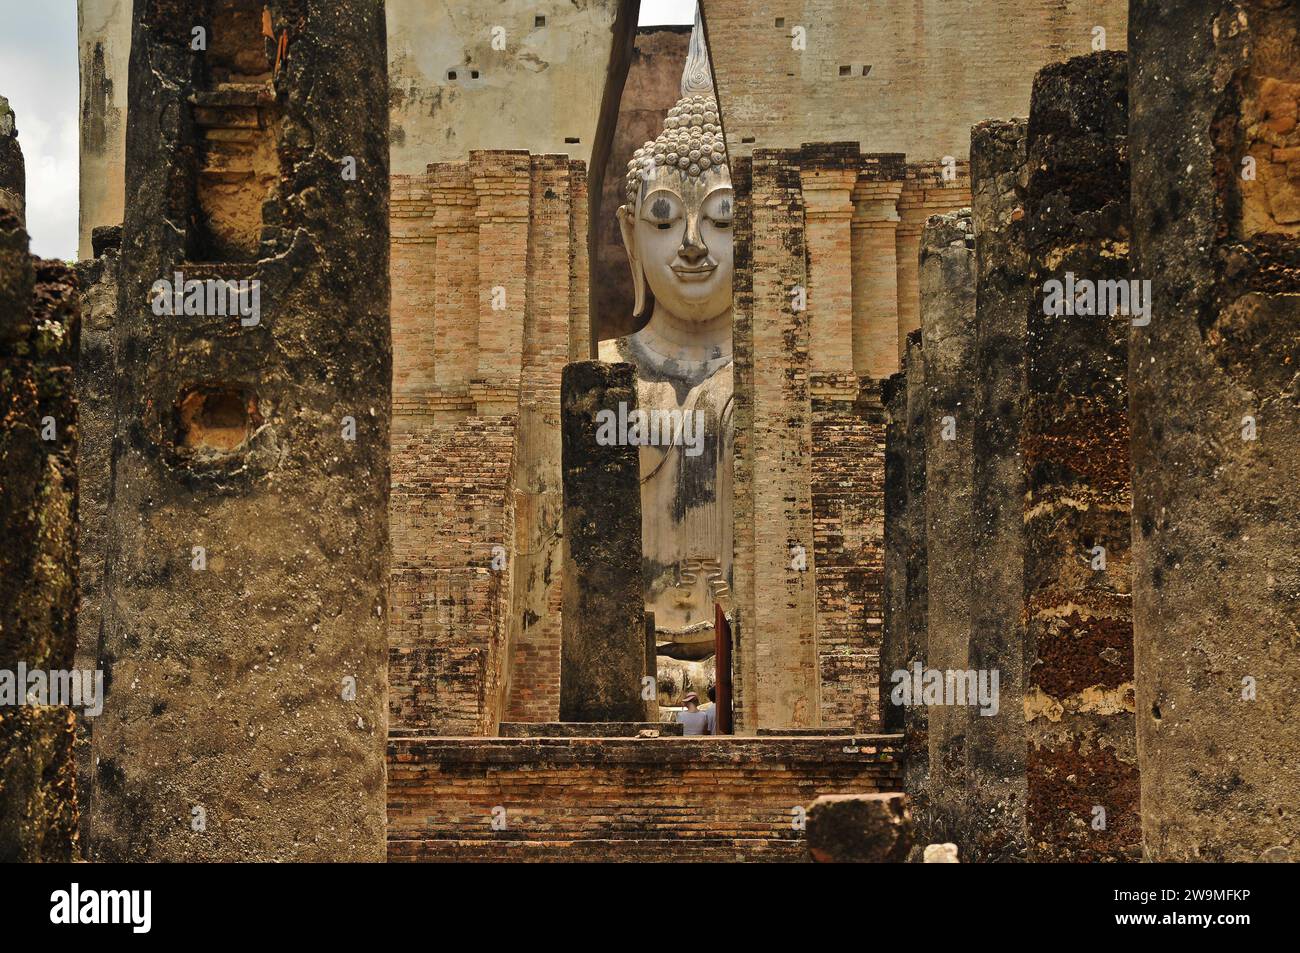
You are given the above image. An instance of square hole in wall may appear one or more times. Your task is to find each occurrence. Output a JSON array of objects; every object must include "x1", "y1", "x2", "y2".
[
  {"x1": 536, "y1": 15, "x2": 546, "y2": 27},
  {"x1": 471, "y1": 69, "x2": 480, "y2": 79},
  {"x1": 775, "y1": 17, "x2": 785, "y2": 27},
  {"x1": 839, "y1": 65, "x2": 852, "y2": 76},
  {"x1": 565, "y1": 137, "x2": 580, "y2": 144},
  {"x1": 862, "y1": 65, "x2": 872, "y2": 76},
  {"x1": 447, "y1": 69, "x2": 457, "y2": 81},
  {"x1": 741, "y1": 136, "x2": 756, "y2": 144}
]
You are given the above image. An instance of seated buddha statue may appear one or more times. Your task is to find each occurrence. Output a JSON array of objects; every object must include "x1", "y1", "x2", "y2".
[{"x1": 598, "y1": 21, "x2": 733, "y2": 659}]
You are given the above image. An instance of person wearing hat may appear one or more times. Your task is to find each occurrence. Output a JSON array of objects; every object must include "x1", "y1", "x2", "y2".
[{"x1": 675, "y1": 692, "x2": 713, "y2": 736}]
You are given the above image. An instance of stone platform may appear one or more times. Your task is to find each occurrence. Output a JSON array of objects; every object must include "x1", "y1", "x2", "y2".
[{"x1": 387, "y1": 733, "x2": 904, "y2": 862}]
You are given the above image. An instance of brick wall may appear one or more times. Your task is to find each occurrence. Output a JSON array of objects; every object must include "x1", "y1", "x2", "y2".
[
  {"x1": 388, "y1": 152, "x2": 588, "y2": 735},
  {"x1": 700, "y1": 0, "x2": 1127, "y2": 162},
  {"x1": 387, "y1": 734, "x2": 903, "y2": 861},
  {"x1": 732, "y1": 144, "x2": 966, "y2": 733}
]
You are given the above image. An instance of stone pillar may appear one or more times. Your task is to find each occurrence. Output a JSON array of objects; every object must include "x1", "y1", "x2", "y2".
[
  {"x1": 72, "y1": 224, "x2": 120, "y2": 848},
  {"x1": 90, "y1": 0, "x2": 391, "y2": 861},
  {"x1": 0, "y1": 97, "x2": 23, "y2": 222},
  {"x1": 0, "y1": 207, "x2": 80, "y2": 862},
  {"x1": 1023, "y1": 52, "x2": 1139, "y2": 861},
  {"x1": 919, "y1": 208, "x2": 976, "y2": 844},
  {"x1": 852, "y1": 177, "x2": 903, "y2": 378},
  {"x1": 880, "y1": 371, "x2": 908, "y2": 733},
  {"x1": 900, "y1": 331, "x2": 930, "y2": 830},
  {"x1": 966, "y1": 118, "x2": 1030, "y2": 862},
  {"x1": 559, "y1": 361, "x2": 649, "y2": 723},
  {"x1": 1129, "y1": 0, "x2": 1300, "y2": 862}
]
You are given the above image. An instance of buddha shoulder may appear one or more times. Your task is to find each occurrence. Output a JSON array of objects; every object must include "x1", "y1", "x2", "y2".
[{"x1": 597, "y1": 336, "x2": 635, "y2": 365}]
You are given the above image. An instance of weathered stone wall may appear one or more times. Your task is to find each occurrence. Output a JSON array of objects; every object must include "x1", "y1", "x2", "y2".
[
  {"x1": 388, "y1": 151, "x2": 589, "y2": 733},
  {"x1": 72, "y1": 224, "x2": 120, "y2": 847},
  {"x1": 386, "y1": 0, "x2": 621, "y2": 175},
  {"x1": 967, "y1": 118, "x2": 1030, "y2": 861},
  {"x1": 1129, "y1": 0, "x2": 1300, "y2": 861},
  {"x1": 1022, "y1": 52, "x2": 1139, "y2": 861},
  {"x1": 0, "y1": 208, "x2": 81, "y2": 862},
  {"x1": 388, "y1": 734, "x2": 903, "y2": 862},
  {"x1": 77, "y1": 0, "x2": 132, "y2": 260},
  {"x1": 559, "y1": 361, "x2": 649, "y2": 723},
  {"x1": 90, "y1": 0, "x2": 391, "y2": 861},
  {"x1": 700, "y1": 0, "x2": 1127, "y2": 162},
  {"x1": 919, "y1": 208, "x2": 976, "y2": 843}
]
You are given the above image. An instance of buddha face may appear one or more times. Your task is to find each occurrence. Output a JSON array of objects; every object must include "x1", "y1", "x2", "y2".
[{"x1": 619, "y1": 164, "x2": 734, "y2": 323}]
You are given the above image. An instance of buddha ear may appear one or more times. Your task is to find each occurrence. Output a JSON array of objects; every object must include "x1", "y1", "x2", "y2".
[{"x1": 618, "y1": 203, "x2": 647, "y2": 318}]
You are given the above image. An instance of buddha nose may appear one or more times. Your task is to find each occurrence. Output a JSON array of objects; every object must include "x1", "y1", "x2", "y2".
[{"x1": 679, "y1": 213, "x2": 708, "y2": 263}]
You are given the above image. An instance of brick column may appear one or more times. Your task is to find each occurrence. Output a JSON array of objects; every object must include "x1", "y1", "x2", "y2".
[
  {"x1": 1023, "y1": 52, "x2": 1139, "y2": 861},
  {"x1": 800, "y1": 146, "x2": 857, "y2": 377},
  {"x1": 1130, "y1": 0, "x2": 1300, "y2": 862},
  {"x1": 894, "y1": 218, "x2": 924, "y2": 364},
  {"x1": 852, "y1": 178, "x2": 904, "y2": 378},
  {"x1": 735, "y1": 150, "x2": 819, "y2": 729},
  {"x1": 473, "y1": 150, "x2": 531, "y2": 414}
]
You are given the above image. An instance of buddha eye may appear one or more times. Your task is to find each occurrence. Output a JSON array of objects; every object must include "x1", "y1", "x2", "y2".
[
  {"x1": 711, "y1": 218, "x2": 732, "y2": 229},
  {"x1": 656, "y1": 222, "x2": 674, "y2": 230}
]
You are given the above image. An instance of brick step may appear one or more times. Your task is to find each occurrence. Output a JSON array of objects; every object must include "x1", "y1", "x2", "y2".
[{"x1": 388, "y1": 837, "x2": 808, "y2": 863}]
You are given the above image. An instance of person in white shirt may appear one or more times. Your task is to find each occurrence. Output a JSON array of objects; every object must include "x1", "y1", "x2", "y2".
[{"x1": 676, "y1": 692, "x2": 712, "y2": 735}]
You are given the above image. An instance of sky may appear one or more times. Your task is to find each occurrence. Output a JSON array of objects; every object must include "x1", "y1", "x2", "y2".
[{"x1": 0, "y1": 1, "x2": 696, "y2": 262}]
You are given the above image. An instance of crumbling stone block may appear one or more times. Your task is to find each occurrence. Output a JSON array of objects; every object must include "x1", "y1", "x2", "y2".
[
  {"x1": 560, "y1": 361, "x2": 650, "y2": 722},
  {"x1": 1129, "y1": 0, "x2": 1300, "y2": 861},
  {"x1": 1023, "y1": 52, "x2": 1139, "y2": 861},
  {"x1": 806, "y1": 792, "x2": 914, "y2": 863}
]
